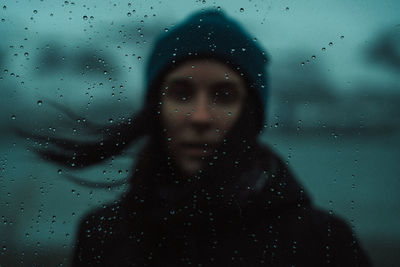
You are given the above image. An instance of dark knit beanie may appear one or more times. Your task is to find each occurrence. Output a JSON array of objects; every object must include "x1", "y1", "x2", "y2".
[{"x1": 145, "y1": 9, "x2": 269, "y2": 125}]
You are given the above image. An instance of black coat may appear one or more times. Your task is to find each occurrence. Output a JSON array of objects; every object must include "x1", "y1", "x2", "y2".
[{"x1": 72, "y1": 145, "x2": 371, "y2": 266}]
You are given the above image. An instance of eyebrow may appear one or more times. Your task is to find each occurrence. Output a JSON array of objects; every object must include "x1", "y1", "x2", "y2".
[
  {"x1": 210, "y1": 81, "x2": 240, "y2": 90},
  {"x1": 165, "y1": 79, "x2": 240, "y2": 89},
  {"x1": 165, "y1": 78, "x2": 194, "y2": 87}
]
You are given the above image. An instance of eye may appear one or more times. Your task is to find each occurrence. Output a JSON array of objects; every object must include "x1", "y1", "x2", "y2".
[
  {"x1": 167, "y1": 86, "x2": 193, "y2": 102},
  {"x1": 212, "y1": 87, "x2": 238, "y2": 105}
]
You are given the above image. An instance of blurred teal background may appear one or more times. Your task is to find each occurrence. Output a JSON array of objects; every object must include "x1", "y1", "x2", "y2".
[{"x1": 1, "y1": 0, "x2": 399, "y2": 266}]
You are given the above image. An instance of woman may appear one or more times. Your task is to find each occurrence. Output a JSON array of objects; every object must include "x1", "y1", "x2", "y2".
[{"x1": 31, "y1": 9, "x2": 370, "y2": 266}]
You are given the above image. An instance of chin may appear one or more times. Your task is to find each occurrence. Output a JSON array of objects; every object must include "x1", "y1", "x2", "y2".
[{"x1": 179, "y1": 158, "x2": 204, "y2": 177}]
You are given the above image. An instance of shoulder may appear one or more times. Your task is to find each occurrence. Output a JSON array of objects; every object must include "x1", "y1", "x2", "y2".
[
  {"x1": 72, "y1": 200, "x2": 133, "y2": 266},
  {"x1": 306, "y1": 208, "x2": 372, "y2": 266},
  {"x1": 77, "y1": 201, "x2": 127, "y2": 238}
]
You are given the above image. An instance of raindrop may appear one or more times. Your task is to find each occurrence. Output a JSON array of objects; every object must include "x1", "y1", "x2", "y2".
[
  {"x1": 58, "y1": 169, "x2": 62, "y2": 174},
  {"x1": 311, "y1": 55, "x2": 316, "y2": 59},
  {"x1": 24, "y1": 52, "x2": 29, "y2": 57},
  {"x1": 127, "y1": 12, "x2": 131, "y2": 17},
  {"x1": 240, "y1": 8, "x2": 244, "y2": 12},
  {"x1": 33, "y1": 10, "x2": 38, "y2": 14},
  {"x1": 164, "y1": 28, "x2": 169, "y2": 32},
  {"x1": 83, "y1": 15, "x2": 88, "y2": 20},
  {"x1": 37, "y1": 100, "x2": 43, "y2": 106},
  {"x1": 321, "y1": 47, "x2": 326, "y2": 51},
  {"x1": 340, "y1": 35, "x2": 344, "y2": 39},
  {"x1": 11, "y1": 115, "x2": 16, "y2": 120},
  {"x1": 285, "y1": 7, "x2": 290, "y2": 11},
  {"x1": 329, "y1": 42, "x2": 333, "y2": 46}
]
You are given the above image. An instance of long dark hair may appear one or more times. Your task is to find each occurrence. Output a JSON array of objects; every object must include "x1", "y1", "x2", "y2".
[{"x1": 16, "y1": 58, "x2": 264, "y2": 192}]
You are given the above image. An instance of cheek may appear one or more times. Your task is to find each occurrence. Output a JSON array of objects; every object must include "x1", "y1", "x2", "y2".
[
  {"x1": 160, "y1": 101, "x2": 186, "y2": 139},
  {"x1": 215, "y1": 104, "x2": 243, "y2": 132}
]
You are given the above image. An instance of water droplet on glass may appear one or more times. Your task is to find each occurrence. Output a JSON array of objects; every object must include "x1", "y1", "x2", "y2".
[
  {"x1": 240, "y1": 8, "x2": 244, "y2": 12},
  {"x1": 329, "y1": 42, "x2": 333, "y2": 46},
  {"x1": 321, "y1": 47, "x2": 326, "y2": 51},
  {"x1": 83, "y1": 15, "x2": 88, "y2": 20},
  {"x1": 164, "y1": 28, "x2": 169, "y2": 32},
  {"x1": 33, "y1": 10, "x2": 38, "y2": 14},
  {"x1": 11, "y1": 115, "x2": 16, "y2": 120},
  {"x1": 37, "y1": 100, "x2": 43, "y2": 106}
]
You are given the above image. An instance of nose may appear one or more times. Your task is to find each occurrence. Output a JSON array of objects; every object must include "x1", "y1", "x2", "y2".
[{"x1": 190, "y1": 91, "x2": 213, "y2": 129}]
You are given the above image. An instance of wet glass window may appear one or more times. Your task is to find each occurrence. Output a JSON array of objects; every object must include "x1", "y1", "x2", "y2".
[{"x1": 1, "y1": 1, "x2": 399, "y2": 266}]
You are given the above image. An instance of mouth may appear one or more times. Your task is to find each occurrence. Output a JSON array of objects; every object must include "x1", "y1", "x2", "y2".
[{"x1": 180, "y1": 142, "x2": 217, "y2": 157}]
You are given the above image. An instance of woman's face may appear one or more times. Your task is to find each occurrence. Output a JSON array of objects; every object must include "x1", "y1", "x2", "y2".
[{"x1": 160, "y1": 59, "x2": 247, "y2": 176}]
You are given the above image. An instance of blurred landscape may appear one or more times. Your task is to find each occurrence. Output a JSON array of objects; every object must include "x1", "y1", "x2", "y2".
[{"x1": 1, "y1": 0, "x2": 399, "y2": 266}]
